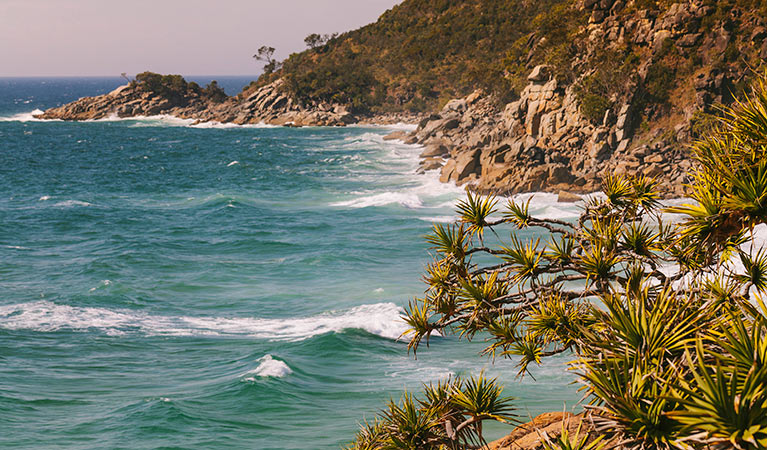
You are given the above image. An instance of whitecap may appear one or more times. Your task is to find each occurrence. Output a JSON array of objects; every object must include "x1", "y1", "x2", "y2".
[
  {"x1": 227, "y1": 161, "x2": 240, "y2": 167},
  {"x1": 191, "y1": 120, "x2": 277, "y2": 129},
  {"x1": 417, "y1": 215, "x2": 456, "y2": 223},
  {"x1": 242, "y1": 355, "x2": 292, "y2": 380},
  {"x1": 38, "y1": 195, "x2": 51, "y2": 201},
  {"x1": 0, "y1": 301, "x2": 408, "y2": 341},
  {"x1": 0, "y1": 109, "x2": 48, "y2": 122},
  {"x1": 88, "y1": 280, "x2": 112, "y2": 292},
  {"x1": 53, "y1": 200, "x2": 92, "y2": 208},
  {"x1": 331, "y1": 192, "x2": 424, "y2": 209}
]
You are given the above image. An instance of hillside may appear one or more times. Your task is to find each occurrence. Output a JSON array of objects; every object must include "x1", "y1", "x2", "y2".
[
  {"x1": 256, "y1": 0, "x2": 766, "y2": 116},
  {"x1": 249, "y1": 0, "x2": 587, "y2": 113}
]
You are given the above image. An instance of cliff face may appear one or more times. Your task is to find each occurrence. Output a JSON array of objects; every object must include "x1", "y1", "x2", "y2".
[
  {"x1": 406, "y1": 0, "x2": 767, "y2": 196},
  {"x1": 37, "y1": 79, "x2": 357, "y2": 127}
]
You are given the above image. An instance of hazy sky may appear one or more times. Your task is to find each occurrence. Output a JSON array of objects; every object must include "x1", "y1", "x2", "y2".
[{"x1": 0, "y1": 0, "x2": 401, "y2": 77}]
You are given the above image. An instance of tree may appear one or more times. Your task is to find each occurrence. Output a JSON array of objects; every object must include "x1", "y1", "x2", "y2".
[
  {"x1": 253, "y1": 45, "x2": 280, "y2": 74},
  {"x1": 134, "y1": 72, "x2": 190, "y2": 104},
  {"x1": 200, "y1": 80, "x2": 227, "y2": 103},
  {"x1": 304, "y1": 33, "x2": 339, "y2": 50},
  {"x1": 349, "y1": 75, "x2": 767, "y2": 449},
  {"x1": 304, "y1": 33, "x2": 325, "y2": 49}
]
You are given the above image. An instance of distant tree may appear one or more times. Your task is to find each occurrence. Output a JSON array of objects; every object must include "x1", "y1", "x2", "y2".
[
  {"x1": 134, "y1": 72, "x2": 189, "y2": 104},
  {"x1": 304, "y1": 33, "x2": 338, "y2": 50},
  {"x1": 120, "y1": 72, "x2": 132, "y2": 83},
  {"x1": 201, "y1": 80, "x2": 228, "y2": 103},
  {"x1": 304, "y1": 33, "x2": 324, "y2": 49},
  {"x1": 253, "y1": 45, "x2": 281, "y2": 74}
]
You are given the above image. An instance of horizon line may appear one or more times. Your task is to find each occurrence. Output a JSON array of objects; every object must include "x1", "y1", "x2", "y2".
[{"x1": 0, "y1": 74, "x2": 262, "y2": 79}]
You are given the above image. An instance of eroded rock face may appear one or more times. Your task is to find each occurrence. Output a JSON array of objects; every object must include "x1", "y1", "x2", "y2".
[
  {"x1": 36, "y1": 79, "x2": 357, "y2": 127},
  {"x1": 409, "y1": 66, "x2": 677, "y2": 195},
  {"x1": 406, "y1": 0, "x2": 760, "y2": 197}
]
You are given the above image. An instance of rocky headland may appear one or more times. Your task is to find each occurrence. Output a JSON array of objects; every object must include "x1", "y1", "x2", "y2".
[{"x1": 36, "y1": 77, "x2": 360, "y2": 126}]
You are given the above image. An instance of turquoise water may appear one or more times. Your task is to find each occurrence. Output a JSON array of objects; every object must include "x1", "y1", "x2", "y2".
[{"x1": 0, "y1": 78, "x2": 579, "y2": 449}]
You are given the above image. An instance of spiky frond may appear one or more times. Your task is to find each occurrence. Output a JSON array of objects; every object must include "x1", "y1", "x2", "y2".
[
  {"x1": 501, "y1": 236, "x2": 544, "y2": 283},
  {"x1": 546, "y1": 236, "x2": 575, "y2": 265},
  {"x1": 527, "y1": 294, "x2": 585, "y2": 348},
  {"x1": 619, "y1": 222, "x2": 660, "y2": 258},
  {"x1": 602, "y1": 174, "x2": 633, "y2": 208},
  {"x1": 540, "y1": 415, "x2": 606, "y2": 450},
  {"x1": 737, "y1": 248, "x2": 767, "y2": 294},
  {"x1": 449, "y1": 374, "x2": 517, "y2": 423},
  {"x1": 403, "y1": 299, "x2": 437, "y2": 354},
  {"x1": 456, "y1": 190, "x2": 498, "y2": 239},
  {"x1": 425, "y1": 223, "x2": 468, "y2": 262},
  {"x1": 670, "y1": 342, "x2": 767, "y2": 450},
  {"x1": 504, "y1": 196, "x2": 532, "y2": 228},
  {"x1": 631, "y1": 175, "x2": 661, "y2": 212},
  {"x1": 578, "y1": 243, "x2": 620, "y2": 285}
]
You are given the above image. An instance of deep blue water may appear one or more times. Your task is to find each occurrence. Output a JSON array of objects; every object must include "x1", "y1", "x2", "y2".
[{"x1": 0, "y1": 78, "x2": 579, "y2": 449}]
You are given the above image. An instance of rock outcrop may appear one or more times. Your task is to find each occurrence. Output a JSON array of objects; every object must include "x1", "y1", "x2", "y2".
[
  {"x1": 403, "y1": 0, "x2": 765, "y2": 197},
  {"x1": 36, "y1": 79, "x2": 357, "y2": 127},
  {"x1": 486, "y1": 412, "x2": 614, "y2": 450},
  {"x1": 407, "y1": 67, "x2": 692, "y2": 196}
]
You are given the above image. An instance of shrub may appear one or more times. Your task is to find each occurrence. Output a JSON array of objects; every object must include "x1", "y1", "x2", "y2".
[
  {"x1": 200, "y1": 80, "x2": 228, "y2": 103},
  {"x1": 644, "y1": 63, "x2": 675, "y2": 103},
  {"x1": 135, "y1": 72, "x2": 190, "y2": 104}
]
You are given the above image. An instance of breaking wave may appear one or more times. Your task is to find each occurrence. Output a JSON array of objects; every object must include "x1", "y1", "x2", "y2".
[{"x1": 0, "y1": 301, "x2": 407, "y2": 341}]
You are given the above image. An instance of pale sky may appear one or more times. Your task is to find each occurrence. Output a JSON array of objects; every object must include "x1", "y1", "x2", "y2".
[{"x1": 0, "y1": 0, "x2": 401, "y2": 77}]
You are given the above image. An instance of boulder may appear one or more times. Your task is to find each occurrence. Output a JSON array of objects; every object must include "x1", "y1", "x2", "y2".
[
  {"x1": 528, "y1": 65, "x2": 552, "y2": 83},
  {"x1": 453, "y1": 149, "x2": 481, "y2": 181},
  {"x1": 384, "y1": 130, "x2": 408, "y2": 141},
  {"x1": 417, "y1": 157, "x2": 444, "y2": 173},
  {"x1": 420, "y1": 143, "x2": 449, "y2": 158},
  {"x1": 558, "y1": 191, "x2": 582, "y2": 203}
]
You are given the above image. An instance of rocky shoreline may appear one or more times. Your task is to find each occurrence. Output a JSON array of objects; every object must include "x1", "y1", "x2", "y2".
[{"x1": 36, "y1": 78, "x2": 422, "y2": 128}]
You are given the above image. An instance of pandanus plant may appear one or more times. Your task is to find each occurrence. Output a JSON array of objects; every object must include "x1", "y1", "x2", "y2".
[{"x1": 349, "y1": 74, "x2": 767, "y2": 450}]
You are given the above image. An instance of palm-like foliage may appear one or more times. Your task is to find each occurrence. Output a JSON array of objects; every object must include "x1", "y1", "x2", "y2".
[
  {"x1": 346, "y1": 375, "x2": 517, "y2": 449},
  {"x1": 456, "y1": 190, "x2": 498, "y2": 240},
  {"x1": 540, "y1": 415, "x2": 606, "y2": 450},
  {"x1": 351, "y1": 69, "x2": 767, "y2": 450}
]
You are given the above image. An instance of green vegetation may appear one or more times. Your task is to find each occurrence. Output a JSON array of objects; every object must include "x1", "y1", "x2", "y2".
[
  {"x1": 346, "y1": 374, "x2": 516, "y2": 449},
  {"x1": 135, "y1": 72, "x2": 191, "y2": 104},
  {"x1": 134, "y1": 72, "x2": 228, "y2": 104},
  {"x1": 252, "y1": 0, "x2": 588, "y2": 113},
  {"x1": 199, "y1": 80, "x2": 227, "y2": 103},
  {"x1": 349, "y1": 75, "x2": 767, "y2": 449},
  {"x1": 253, "y1": 46, "x2": 280, "y2": 75}
]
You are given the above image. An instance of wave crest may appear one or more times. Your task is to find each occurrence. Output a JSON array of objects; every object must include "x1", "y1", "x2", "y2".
[
  {"x1": 242, "y1": 355, "x2": 292, "y2": 380},
  {"x1": 0, "y1": 301, "x2": 407, "y2": 341}
]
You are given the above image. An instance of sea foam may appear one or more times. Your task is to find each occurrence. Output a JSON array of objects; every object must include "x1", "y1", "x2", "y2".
[
  {"x1": 0, "y1": 109, "x2": 48, "y2": 122},
  {"x1": 242, "y1": 355, "x2": 293, "y2": 380},
  {"x1": 0, "y1": 301, "x2": 408, "y2": 341}
]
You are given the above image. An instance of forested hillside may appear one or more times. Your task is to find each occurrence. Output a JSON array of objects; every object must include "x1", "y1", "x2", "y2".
[
  {"x1": 249, "y1": 0, "x2": 587, "y2": 113},
  {"x1": 251, "y1": 0, "x2": 767, "y2": 117}
]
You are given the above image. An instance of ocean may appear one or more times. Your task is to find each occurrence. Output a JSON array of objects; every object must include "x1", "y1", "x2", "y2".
[{"x1": 0, "y1": 77, "x2": 580, "y2": 449}]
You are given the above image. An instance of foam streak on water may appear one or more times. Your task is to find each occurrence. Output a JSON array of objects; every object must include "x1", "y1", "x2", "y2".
[{"x1": 0, "y1": 301, "x2": 407, "y2": 340}]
